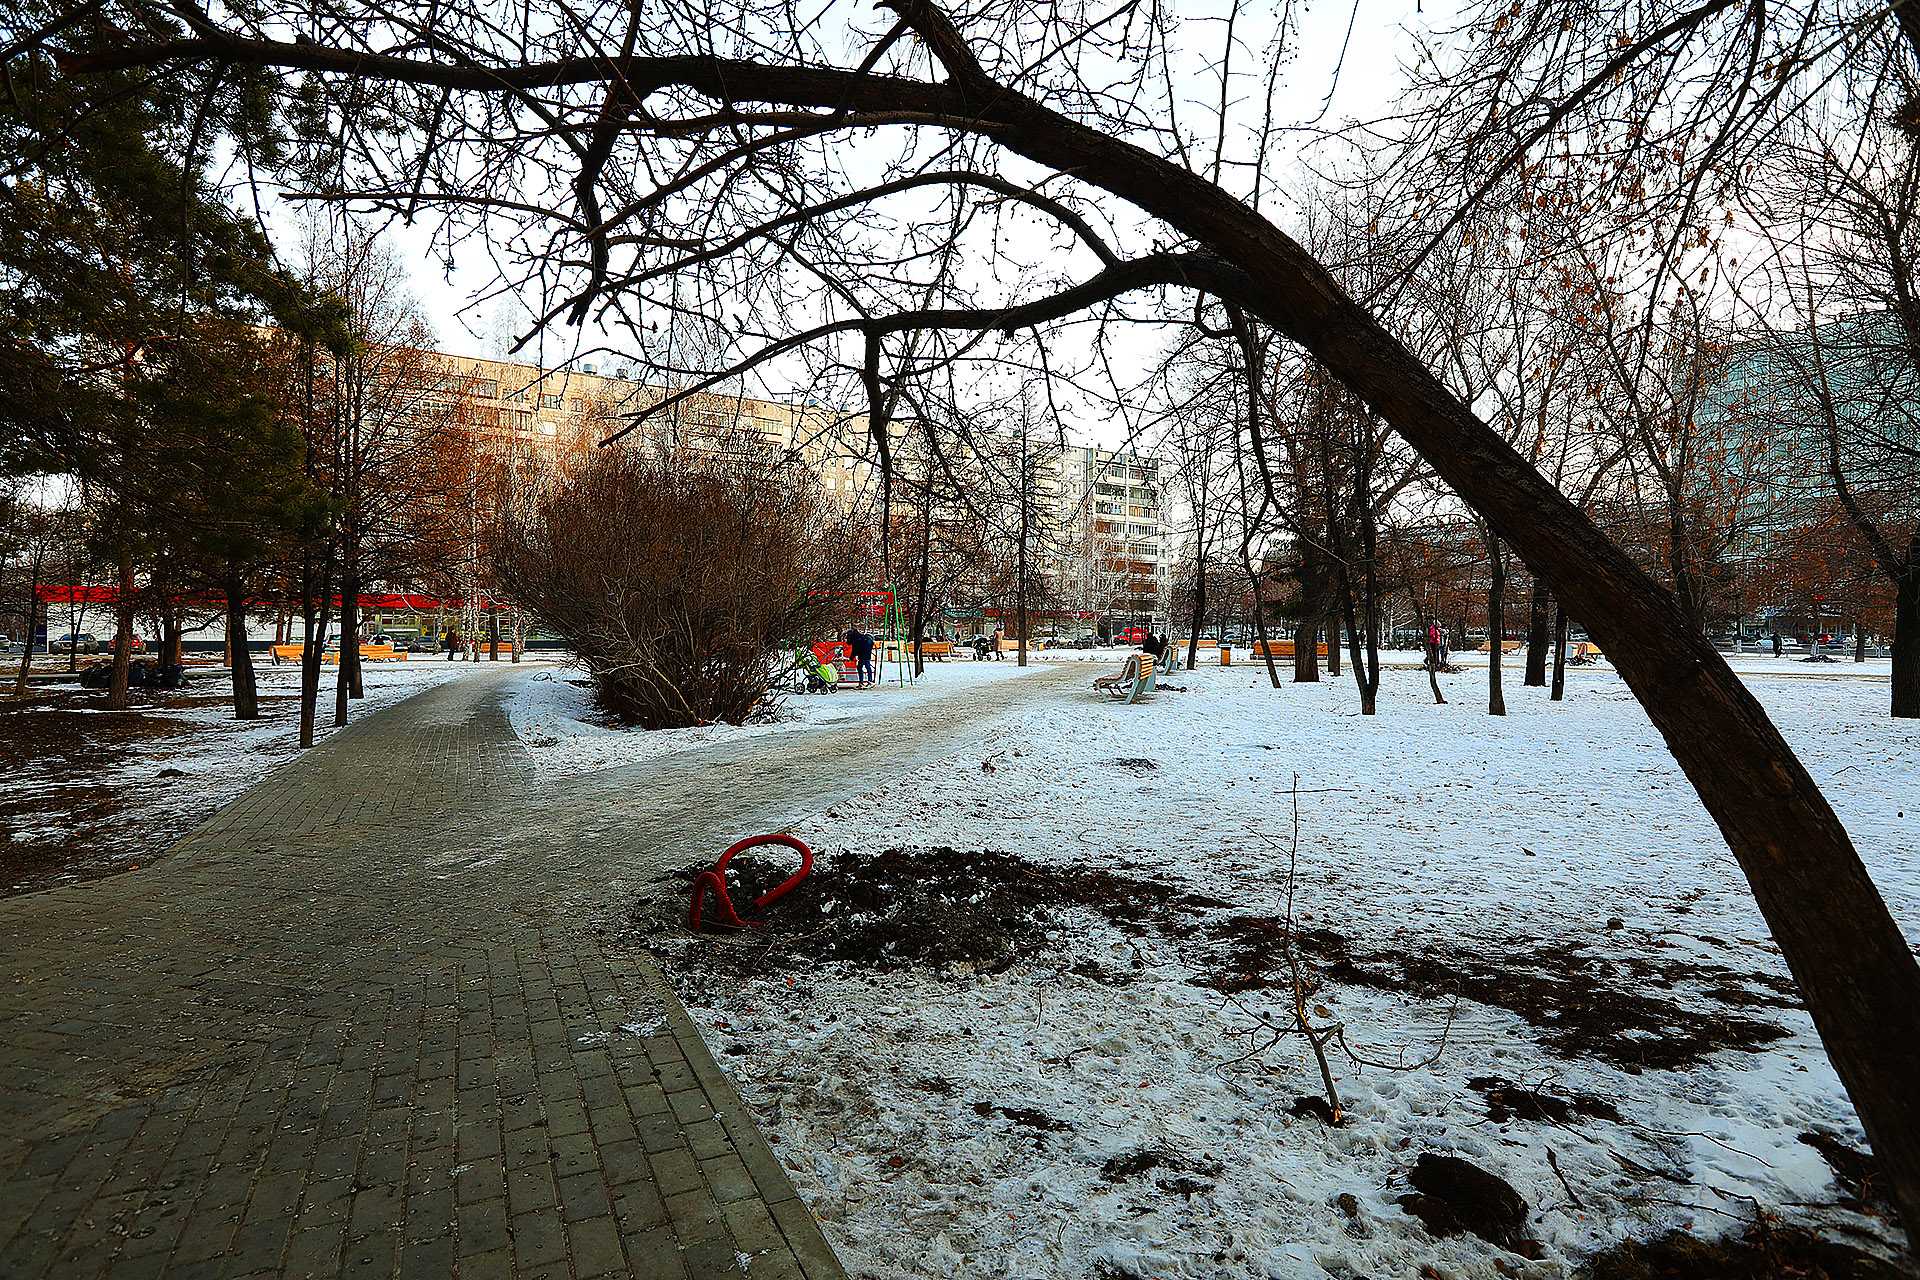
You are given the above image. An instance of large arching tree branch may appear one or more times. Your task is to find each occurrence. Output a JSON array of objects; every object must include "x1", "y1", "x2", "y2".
[{"x1": 55, "y1": 7, "x2": 1920, "y2": 1246}]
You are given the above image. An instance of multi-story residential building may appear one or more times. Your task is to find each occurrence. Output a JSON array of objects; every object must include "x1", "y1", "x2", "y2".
[
  {"x1": 417, "y1": 345, "x2": 1170, "y2": 629},
  {"x1": 1049, "y1": 444, "x2": 1168, "y2": 627},
  {"x1": 418, "y1": 349, "x2": 869, "y2": 499}
]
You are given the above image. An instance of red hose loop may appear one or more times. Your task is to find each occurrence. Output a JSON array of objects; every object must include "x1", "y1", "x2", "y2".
[{"x1": 688, "y1": 832, "x2": 814, "y2": 931}]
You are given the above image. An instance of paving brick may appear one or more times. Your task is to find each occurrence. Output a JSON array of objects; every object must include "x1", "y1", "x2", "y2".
[{"x1": 0, "y1": 667, "x2": 849, "y2": 1280}]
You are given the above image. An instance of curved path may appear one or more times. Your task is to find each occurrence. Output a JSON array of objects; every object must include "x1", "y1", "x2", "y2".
[{"x1": 0, "y1": 662, "x2": 1084, "y2": 1279}]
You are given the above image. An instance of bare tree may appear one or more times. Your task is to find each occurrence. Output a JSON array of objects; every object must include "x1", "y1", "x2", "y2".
[{"x1": 44, "y1": 0, "x2": 1920, "y2": 1237}]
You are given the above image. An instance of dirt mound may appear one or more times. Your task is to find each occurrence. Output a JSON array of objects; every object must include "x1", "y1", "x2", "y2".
[
  {"x1": 1579, "y1": 1222, "x2": 1912, "y2": 1279},
  {"x1": 1395, "y1": 1152, "x2": 1532, "y2": 1251},
  {"x1": 1201, "y1": 917, "x2": 1790, "y2": 1070},
  {"x1": 648, "y1": 845, "x2": 1225, "y2": 979},
  {"x1": 1469, "y1": 1075, "x2": 1623, "y2": 1126}
]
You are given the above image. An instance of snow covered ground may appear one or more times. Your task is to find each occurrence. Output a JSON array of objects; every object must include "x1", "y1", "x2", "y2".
[
  {"x1": 649, "y1": 659, "x2": 1916, "y2": 1278},
  {"x1": 507, "y1": 657, "x2": 1057, "y2": 776},
  {"x1": 0, "y1": 655, "x2": 516, "y2": 895}
]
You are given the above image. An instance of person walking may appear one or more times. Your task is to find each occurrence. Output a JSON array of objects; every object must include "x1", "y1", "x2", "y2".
[
  {"x1": 1771, "y1": 631, "x2": 1784, "y2": 657},
  {"x1": 445, "y1": 629, "x2": 460, "y2": 661}
]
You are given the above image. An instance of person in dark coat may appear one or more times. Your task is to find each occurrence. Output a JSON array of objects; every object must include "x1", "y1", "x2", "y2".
[{"x1": 845, "y1": 626, "x2": 876, "y2": 687}]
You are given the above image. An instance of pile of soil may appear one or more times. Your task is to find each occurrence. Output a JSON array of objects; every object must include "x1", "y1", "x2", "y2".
[
  {"x1": 1468, "y1": 1075, "x2": 1623, "y2": 1126},
  {"x1": 650, "y1": 845, "x2": 1225, "y2": 979},
  {"x1": 1395, "y1": 1152, "x2": 1533, "y2": 1251},
  {"x1": 1579, "y1": 1222, "x2": 1910, "y2": 1279},
  {"x1": 1200, "y1": 917, "x2": 1790, "y2": 1070}
]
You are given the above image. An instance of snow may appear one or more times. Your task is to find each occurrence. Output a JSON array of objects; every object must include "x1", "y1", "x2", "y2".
[
  {"x1": 506, "y1": 656, "x2": 1057, "y2": 776},
  {"x1": 659, "y1": 658, "x2": 1916, "y2": 1278},
  {"x1": 0, "y1": 656, "x2": 522, "y2": 892}
]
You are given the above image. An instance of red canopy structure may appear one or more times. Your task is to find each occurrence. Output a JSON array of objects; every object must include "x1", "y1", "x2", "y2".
[{"x1": 35, "y1": 586, "x2": 492, "y2": 610}]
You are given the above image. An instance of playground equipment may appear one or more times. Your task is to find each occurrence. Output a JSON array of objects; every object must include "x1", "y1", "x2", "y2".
[
  {"x1": 688, "y1": 833, "x2": 814, "y2": 930},
  {"x1": 807, "y1": 586, "x2": 909, "y2": 688}
]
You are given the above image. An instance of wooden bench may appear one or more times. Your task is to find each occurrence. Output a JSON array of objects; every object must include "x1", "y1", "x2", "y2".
[
  {"x1": 1093, "y1": 653, "x2": 1156, "y2": 704},
  {"x1": 1245, "y1": 640, "x2": 1329, "y2": 659},
  {"x1": 271, "y1": 643, "x2": 410, "y2": 664},
  {"x1": 1478, "y1": 639, "x2": 1525, "y2": 654},
  {"x1": 913, "y1": 641, "x2": 953, "y2": 661}
]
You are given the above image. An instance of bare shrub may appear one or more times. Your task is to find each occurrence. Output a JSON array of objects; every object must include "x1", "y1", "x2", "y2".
[{"x1": 495, "y1": 443, "x2": 860, "y2": 729}]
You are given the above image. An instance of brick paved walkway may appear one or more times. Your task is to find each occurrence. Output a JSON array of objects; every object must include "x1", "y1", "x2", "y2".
[
  {"x1": 0, "y1": 661, "x2": 1085, "y2": 1279},
  {"x1": 0, "y1": 666, "x2": 872, "y2": 1280}
]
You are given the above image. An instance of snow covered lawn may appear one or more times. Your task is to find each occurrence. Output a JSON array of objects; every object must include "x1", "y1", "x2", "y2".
[
  {"x1": 649, "y1": 660, "x2": 1916, "y2": 1278},
  {"x1": 0, "y1": 656, "x2": 506, "y2": 895},
  {"x1": 507, "y1": 656, "x2": 1057, "y2": 776}
]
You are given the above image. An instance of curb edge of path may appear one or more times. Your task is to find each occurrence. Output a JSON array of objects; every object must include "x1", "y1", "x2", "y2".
[{"x1": 632, "y1": 952, "x2": 851, "y2": 1280}]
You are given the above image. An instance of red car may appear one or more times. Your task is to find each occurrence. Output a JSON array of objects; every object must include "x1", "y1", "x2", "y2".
[{"x1": 1114, "y1": 626, "x2": 1147, "y2": 645}]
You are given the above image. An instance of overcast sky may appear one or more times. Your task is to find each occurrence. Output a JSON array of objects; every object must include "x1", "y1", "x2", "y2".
[{"x1": 322, "y1": 1, "x2": 1441, "y2": 452}]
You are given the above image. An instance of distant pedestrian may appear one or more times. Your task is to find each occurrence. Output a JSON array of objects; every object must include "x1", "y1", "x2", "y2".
[
  {"x1": 845, "y1": 626, "x2": 875, "y2": 687},
  {"x1": 445, "y1": 629, "x2": 460, "y2": 661},
  {"x1": 1771, "y1": 631, "x2": 1783, "y2": 657}
]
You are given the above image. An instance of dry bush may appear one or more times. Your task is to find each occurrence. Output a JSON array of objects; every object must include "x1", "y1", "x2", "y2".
[{"x1": 495, "y1": 443, "x2": 860, "y2": 728}]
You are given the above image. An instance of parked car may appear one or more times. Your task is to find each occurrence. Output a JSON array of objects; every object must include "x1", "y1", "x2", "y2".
[
  {"x1": 1069, "y1": 632, "x2": 1097, "y2": 649},
  {"x1": 51, "y1": 632, "x2": 99, "y2": 654}
]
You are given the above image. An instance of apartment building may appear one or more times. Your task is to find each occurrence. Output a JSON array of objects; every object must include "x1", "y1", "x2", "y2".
[
  {"x1": 419, "y1": 349, "x2": 867, "y2": 499},
  {"x1": 1049, "y1": 444, "x2": 1169, "y2": 626},
  {"x1": 419, "y1": 346, "x2": 1169, "y2": 626}
]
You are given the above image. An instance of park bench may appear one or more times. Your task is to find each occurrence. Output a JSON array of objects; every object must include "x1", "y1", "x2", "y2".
[
  {"x1": 914, "y1": 641, "x2": 953, "y2": 661},
  {"x1": 1479, "y1": 639, "x2": 1525, "y2": 653},
  {"x1": 1244, "y1": 640, "x2": 1328, "y2": 659},
  {"x1": 1093, "y1": 653, "x2": 1156, "y2": 704},
  {"x1": 269, "y1": 643, "x2": 306, "y2": 664}
]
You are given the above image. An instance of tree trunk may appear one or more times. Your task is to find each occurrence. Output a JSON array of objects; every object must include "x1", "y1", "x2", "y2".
[
  {"x1": 1550, "y1": 606, "x2": 1568, "y2": 703},
  {"x1": 913, "y1": 464, "x2": 934, "y2": 678},
  {"x1": 106, "y1": 546, "x2": 134, "y2": 710},
  {"x1": 1185, "y1": 563, "x2": 1205, "y2": 671},
  {"x1": 159, "y1": 605, "x2": 182, "y2": 670},
  {"x1": 1325, "y1": 608, "x2": 1341, "y2": 677},
  {"x1": 1524, "y1": 583, "x2": 1549, "y2": 686},
  {"x1": 1894, "y1": 544, "x2": 1918, "y2": 718},
  {"x1": 13, "y1": 549, "x2": 43, "y2": 697},
  {"x1": 511, "y1": 610, "x2": 523, "y2": 663},
  {"x1": 1016, "y1": 498, "x2": 1029, "y2": 670},
  {"x1": 226, "y1": 573, "x2": 259, "y2": 720},
  {"x1": 1293, "y1": 620, "x2": 1319, "y2": 682},
  {"x1": 344, "y1": 554, "x2": 365, "y2": 698},
  {"x1": 1246, "y1": 563, "x2": 1281, "y2": 689},
  {"x1": 299, "y1": 565, "x2": 331, "y2": 750},
  {"x1": 1487, "y1": 535, "x2": 1506, "y2": 717},
  {"x1": 335, "y1": 567, "x2": 359, "y2": 726},
  {"x1": 1855, "y1": 621, "x2": 1867, "y2": 664},
  {"x1": 1425, "y1": 625, "x2": 1447, "y2": 705},
  {"x1": 1337, "y1": 568, "x2": 1375, "y2": 715}
]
